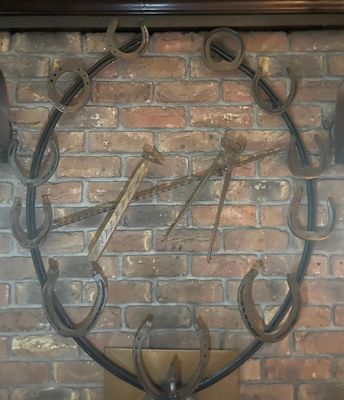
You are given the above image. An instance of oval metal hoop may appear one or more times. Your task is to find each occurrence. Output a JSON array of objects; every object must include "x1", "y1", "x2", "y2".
[
  {"x1": 202, "y1": 27, "x2": 245, "y2": 72},
  {"x1": 252, "y1": 67, "x2": 297, "y2": 114},
  {"x1": 133, "y1": 315, "x2": 209, "y2": 400},
  {"x1": 106, "y1": 18, "x2": 149, "y2": 61},
  {"x1": 42, "y1": 259, "x2": 108, "y2": 338},
  {"x1": 287, "y1": 135, "x2": 331, "y2": 179},
  {"x1": 47, "y1": 60, "x2": 91, "y2": 113},
  {"x1": 288, "y1": 184, "x2": 336, "y2": 241},
  {"x1": 8, "y1": 137, "x2": 60, "y2": 187},
  {"x1": 10, "y1": 195, "x2": 53, "y2": 249},
  {"x1": 238, "y1": 268, "x2": 301, "y2": 343}
]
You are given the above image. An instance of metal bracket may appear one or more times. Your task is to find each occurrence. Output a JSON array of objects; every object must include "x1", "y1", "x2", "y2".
[
  {"x1": 238, "y1": 267, "x2": 301, "y2": 343},
  {"x1": 10, "y1": 195, "x2": 53, "y2": 249},
  {"x1": 47, "y1": 60, "x2": 91, "y2": 113},
  {"x1": 202, "y1": 27, "x2": 245, "y2": 72},
  {"x1": 42, "y1": 258, "x2": 108, "y2": 337},
  {"x1": 133, "y1": 315, "x2": 209, "y2": 400},
  {"x1": 288, "y1": 184, "x2": 336, "y2": 241},
  {"x1": 0, "y1": 68, "x2": 12, "y2": 163}
]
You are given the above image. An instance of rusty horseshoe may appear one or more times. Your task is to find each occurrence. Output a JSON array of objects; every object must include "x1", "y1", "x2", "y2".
[
  {"x1": 42, "y1": 258, "x2": 108, "y2": 337},
  {"x1": 238, "y1": 267, "x2": 301, "y2": 343}
]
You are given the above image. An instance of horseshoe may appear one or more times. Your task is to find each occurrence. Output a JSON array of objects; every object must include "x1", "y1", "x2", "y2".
[
  {"x1": 10, "y1": 195, "x2": 53, "y2": 249},
  {"x1": 47, "y1": 59, "x2": 91, "y2": 113},
  {"x1": 106, "y1": 18, "x2": 149, "y2": 61},
  {"x1": 202, "y1": 27, "x2": 245, "y2": 72},
  {"x1": 133, "y1": 315, "x2": 209, "y2": 400},
  {"x1": 238, "y1": 268, "x2": 301, "y2": 343},
  {"x1": 42, "y1": 258, "x2": 108, "y2": 338},
  {"x1": 252, "y1": 67, "x2": 297, "y2": 114},
  {"x1": 288, "y1": 184, "x2": 336, "y2": 241},
  {"x1": 8, "y1": 137, "x2": 60, "y2": 187},
  {"x1": 287, "y1": 135, "x2": 331, "y2": 179},
  {"x1": 0, "y1": 68, "x2": 12, "y2": 163}
]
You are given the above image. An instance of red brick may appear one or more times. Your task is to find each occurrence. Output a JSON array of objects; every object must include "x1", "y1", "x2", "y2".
[
  {"x1": 224, "y1": 228, "x2": 289, "y2": 252},
  {"x1": 152, "y1": 32, "x2": 203, "y2": 52},
  {"x1": 157, "y1": 280, "x2": 223, "y2": 303},
  {"x1": 126, "y1": 205, "x2": 184, "y2": 227},
  {"x1": 298, "y1": 383, "x2": 344, "y2": 400},
  {"x1": 57, "y1": 106, "x2": 117, "y2": 129},
  {"x1": 0, "y1": 183, "x2": 12, "y2": 203},
  {"x1": 87, "y1": 181, "x2": 153, "y2": 203},
  {"x1": 123, "y1": 255, "x2": 187, "y2": 277},
  {"x1": 149, "y1": 330, "x2": 220, "y2": 349},
  {"x1": 126, "y1": 306, "x2": 191, "y2": 328},
  {"x1": 92, "y1": 82, "x2": 152, "y2": 104},
  {"x1": 192, "y1": 205, "x2": 256, "y2": 226},
  {"x1": 156, "y1": 81, "x2": 218, "y2": 103},
  {"x1": 125, "y1": 155, "x2": 188, "y2": 178},
  {"x1": 159, "y1": 131, "x2": 221, "y2": 152},
  {"x1": 93, "y1": 280, "x2": 151, "y2": 304},
  {"x1": 190, "y1": 106, "x2": 253, "y2": 128},
  {"x1": 0, "y1": 362, "x2": 48, "y2": 384},
  {"x1": 295, "y1": 79, "x2": 340, "y2": 102},
  {"x1": 0, "y1": 233, "x2": 11, "y2": 254},
  {"x1": 57, "y1": 156, "x2": 120, "y2": 178},
  {"x1": 81, "y1": 388, "x2": 103, "y2": 400},
  {"x1": 0, "y1": 309, "x2": 48, "y2": 331},
  {"x1": 88, "y1": 131, "x2": 153, "y2": 153},
  {"x1": 53, "y1": 361, "x2": 102, "y2": 383},
  {"x1": 195, "y1": 306, "x2": 244, "y2": 329},
  {"x1": 263, "y1": 357, "x2": 331, "y2": 380},
  {"x1": 0, "y1": 337, "x2": 7, "y2": 359},
  {"x1": 336, "y1": 358, "x2": 344, "y2": 378},
  {"x1": 335, "y1": 306, "x2": 344, "y2": 326},
  {"x1": 301, "y1": 279, "x2": 344, "y2": 304},
  {"x1": 223, "y1": 80, "x2": 252, "y2": 102},
  {"x1": 260, "y1": 153, "x2": 292, "y2": 177},
  {"x1": 328, "y1": 55, "x2": 344, "y2": 76},
  {"x1": 10, "y1": 107, "x2": 49, "y2": 129},
  {"x1": 12, "y1": 388, "x2": 78, "y2": 400},
  {"x1": 120, "y1": 56, "x2": 185, "y2": 79},
  {"x1": 20, "y1": 131, "x2": 85, "y2": 153},
  {"x1": 66, "y1": 306, "x2": 121, "y2": 330},
  {"x1": 290, "y1": 30, "x2": 344, "y2": 51},
  {"x1": 296, "y1": 306, "x2": 331, "y2": 328},
  {"x1": 105, "y1": 230, "x2": 153, "y2": 253},
  {"x1": 121, "y1": 106, "x2": 185, "y2": 128},
  {"x1": 258, "y1": 55, "x2": 325, "y2": 77},
  {"x1": 260, "y1": 205, "x2": 288, "y2": 227},
  {"x1": 0, "y1": 55, "x2": 49, "y2": 78},
  {"x1": 16, "y1": 32, "x2": 81, "y2": 53},
  {"x1": 192, "y1": 155, "x2": 255, "y2": 177},
  {"x1": 240, "y1": 384, "x2": 293, "y2": 400},
  {"x1": 38, "y1": 232, "x2": 84, "y2": 254},
  {"x1": 37, "y1": 182, "x2": 82, "y2": 203},
  {"x1": 0, "y1": 32, "x2": 10, "y2": 52},
  {"x1": 0, "y1": 284, "x2": 10, "y2": 305},
  {"x1": 240, "y1": 359, "x2": 260, "y2": 381},
  {"x1": 243, "y1": 31, "x2": 287, "y2": 52},
  {"x1": 295, "y1": 331, "x2": 344, "y2": 354}
]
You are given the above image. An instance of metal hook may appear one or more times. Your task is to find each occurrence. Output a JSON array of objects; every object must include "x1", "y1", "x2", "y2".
[
  {"x1": 10, "y1": 195, "x2": 53, "y2": 249},
  {"x1": 286, "y1": 135, "x2": 331, "y2": 179},
  {"x1": 42, "y1": 258, "x2": 108, "y2": 338},
  {"x1": 133, "y1": 314, "x2": 209, "y2": 400},
  {"x1": 8, "y1": 137, "x2": 60, "y2": 187},
  {"x1": 106, "y1": 18, "x2": 149, "y2": 61},
  {"x1": 288, "y1": 184, "x2": 336, "y2": 241},
  {"x1": 202, "y1": 27, "x2": 245, "y2": 72},
  {"x1": 238, "y1": 267, "x2": 301, "y2": 343},
  {"x1": 252, "y1": 67, "x2": 297, "y2": 114}
]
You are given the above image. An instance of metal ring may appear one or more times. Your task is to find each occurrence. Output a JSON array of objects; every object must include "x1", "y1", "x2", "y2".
[
  {"x1": 47, "y1": 60, "x2": 91, "y2": 113},
  {"x1": 42, "y1": 259, "x2": 108, "y2": 338},
  {"x1": 106, "y1": 18, "x2": 149, "y2": 61},
  {"x1": 252, "y1": 67, "x2": 297, "y2": 114},
  {"x1": 8, "y1": 137, "x2": 60, "y2": 187},
  {"x1": 202, "y1": 27, "x2": 245, "y2": 72}
]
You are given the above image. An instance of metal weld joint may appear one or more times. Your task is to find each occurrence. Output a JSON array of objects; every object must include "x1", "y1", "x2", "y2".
[
  {"x1": 238, "y1": 266, "x2": 301, "y2": 343},
  {"x1": 133, "y1": 315, "x2": 209, "y2": 400},
  {"x1": 42, "y1": 258, "x2": 108, "y2": 337},
  {"x1": 10, "y1": 195, "x2": 53, "y2": 249}
]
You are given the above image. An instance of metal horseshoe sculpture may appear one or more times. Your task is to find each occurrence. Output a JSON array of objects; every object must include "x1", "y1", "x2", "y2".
[
  {"x1": 288, "y1": 184, "x2": 336, "y2": 241},
  {"x1": 42, "y1": 258, "x2": 108, "y2": 337},
  {"x1": 0, "y1": 68, "x2": 12, "y2": 163},
  {"x1": 238, "y1": 268, "x2": 301, "y2": 343},
  {"x1": 8, "y1": 136, "x2": 60, "y2": 186},
  {"x1": 10, "y1": 195, "x2": 53, "y2": 249},
  {"x1": 133, "y1": 314, "x2": 209, "y2": 400},
  {"x1": 287, "y1": 135, "x2": 331, "y2": 179},
  {"x1": 251, "y1": 67, "x2": 297, "y2": 114}
]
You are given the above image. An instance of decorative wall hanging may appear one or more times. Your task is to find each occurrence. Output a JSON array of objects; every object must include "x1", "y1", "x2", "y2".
[
  {"x1": 0, "y1": 68, "x2": 12, "y2": 163},
  {"x1": 7, "y1": 16, "x2": 336, "y2": 399}
]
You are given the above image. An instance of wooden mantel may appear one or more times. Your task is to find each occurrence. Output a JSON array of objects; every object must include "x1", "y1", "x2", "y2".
[{"x1": 1, "y1": 0, "x2": 344, "y2": 30}]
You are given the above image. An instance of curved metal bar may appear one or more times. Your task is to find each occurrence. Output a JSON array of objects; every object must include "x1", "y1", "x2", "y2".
[
  {"x1": 106, "y1": 18, "x2": 149, "y2": 61},
  {"x1": 47, "y1": 60, "x2": 91, "y2": 113},
  {"x1": 8, "y1": 137, "x2": 60, "y2": 187},
  {"x1": 10, "y1": 195, "x2": 52, "y2": 249},
  {"x1": 133, "y1": 315, "x2": 209, "y2": 400},
  {"x1": 0, "y1": 68, "x2": 12, "y2": 163},
  {"x1": 251, "y1": 67, "x2": 297, "y2": 114},
  {"x1": 237, "y1": 268, "x2": 301, "y2": 343},
  {"x1": 202, "y1": 27, "x2": 245, "y2": 72},
  {"x1": 288, "y1": 185, "x2": 336, "y2": 241},
  {"x1": 287, "y1": 135, "x2": 331, "y2": 179},
  {"x1": 42, "y1": 258, "x2": 108, "y2": 338}
]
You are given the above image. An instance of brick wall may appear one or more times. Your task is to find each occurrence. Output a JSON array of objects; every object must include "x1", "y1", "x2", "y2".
[{"x1": 0, "y1": 29, "x2": 343, "y2": 399}]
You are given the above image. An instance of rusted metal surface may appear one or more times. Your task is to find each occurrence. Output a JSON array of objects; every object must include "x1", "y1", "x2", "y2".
[
  {"x1": 8, "y1": 136, "x2": 60, "y2": 187},
  {"x1": 238, "y1": 265, "x2": 301, "y2": 343},
  {"x1": 42, "y1": 258, "x2": 108, "y2": 337},
  {"x1": 133, "y1": 314, "x2": 209, "y2": 400},
  {"x1": 10, "y1": 195, "x2": 53, "y2": 249},
  {"x1": 288, "y1": 184, "x2": 336, "y2": 241},
  {"x1": 287, "y1": 135, "x2": 331, "y2": 179},
  {"x1": 251, "y1": 67, "x2": 297, "y2": 114},
  {"x1": 88, "y1": 146, "x2": 163, "y2": 262}
]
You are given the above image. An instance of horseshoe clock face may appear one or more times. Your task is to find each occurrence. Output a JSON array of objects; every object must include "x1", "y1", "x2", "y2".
[{"x1": 7, "y1": 21, "x2": 336, "y2": 398}]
